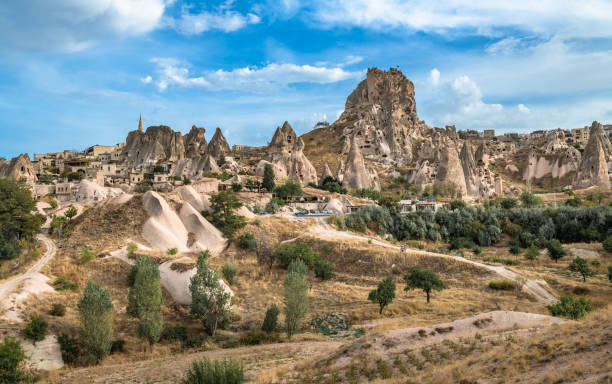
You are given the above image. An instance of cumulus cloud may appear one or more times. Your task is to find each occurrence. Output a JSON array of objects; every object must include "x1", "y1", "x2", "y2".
[
  {"x1": 306, "y1": 0, "x2": 612, "y2": 39},
  {"x1": 429, "y1": 68, "x2": 440, "y2": 85},
  {"x1": 518, "y1": 104, "x2": 530, "y2": 113},
  {"x1": 172, "y1": 5, "x2": 261, "y2": 34},
  {"x1": 0, "y1": 0, "x2": 165, "y2": 52},
  {"x1": 141, "y1": 75, "x2": 153, "y2": 84},
  {"x1": 148, "y1": 60, "x2": 363, "y2": 92}
]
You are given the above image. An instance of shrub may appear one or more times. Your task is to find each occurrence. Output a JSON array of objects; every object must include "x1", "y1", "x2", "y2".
[
  {"x1": 221, "y1": 263, "x2": 238, "y2": 285},
  {"x1": 80, "y1": 248, "x2": 95, "y2": 263},
  {"x1": 53, "y1": 277, "x2": 78, "y2": 291},
  {"x1": 127, "y1": 265, "x2": 137, "y2": 287},
  {"x1": 181, "y1": 357, "x2": 245, "y2": 384},
  {"x1": 127, "y1": 242, "x2": 138, "y2": 258},
  {"x1": 24, "y1": 315, "x2": 48, "y2": 344},
  {"x1": 608, "y1": 266, "x2": 612, "y2": 282},
  {"x1": 64, "y1": 206, "x2": 78, "y2": 220},
  {"x1": 49, "y1": 200, "x2": 58, "y2": 209},
  {"x1": 547, "y1": 296, "x2": 593, "y2": 320},
  {"x1": 237, "y1": 232, "x2": 255, "y2": 250},
  {"x1": 50, "y1": 303, "x2": 66, "y2": 317},
  {"x1": 110, "y1": 339, "x2": 125, "y2": 354},
  {"x1": 603, "y1": 235, "x2": 612, "y2": 253},
  {"x1": 0, "y1": 337, "x2": 27, "y2": 383},
  {"x1": 314, "y1": 259, "x2": 334, "y2": 280},
  {"x1": 261, "y1": 304, "x2": 280, "y2": 333},
  {"x1": 450, "y1": 200, "x2": 466, "y2": 210},
  {"x1": 472, "y1": 245, "x2": 482, "y2": 255},
  {"x1": 0, "y1": 242, "x2": 20, "y2": 261},
  {"x1": 546, "y1": 239, "x2": 566, "y2": 262},
  {"x1": 57, "y1": 333, "x2": 81, "y2": 365},
  {"x1": 184, "y1": 335, "x2": 206, "y2": 349},
  {"x1": 500, "y1": 198, "x2": 517, "y2": 209},
  {"x1": 231, "y1": 183, "x2": 242, "y2": 192},
  {"x1": 135, "y1": 181, "x2": 152, "y2": 193},
  {"x1": 488, "y1": 280, "x2": 515, "y2": 290},
  {"x1": 368, "y1": 277, "x2": 396, "y2": 314},
  {"x1": 167, "y1": 248, "x2": 178, "y2": 255},
  {"x1": 265, "y1": 198, "x2": 283, "y2": 214},
  {"x1": 274, "y1": 243, "x2": 319, "y2": 269},
  {"x1": 524, "y1": 245, "x2": 539, "y2": 264},
  {"x1": 162, "y1": 325, "x2": 188, "y2": 342},
  {"x1": 239, "y1": 330, "x2": 280, "y2": 345}
]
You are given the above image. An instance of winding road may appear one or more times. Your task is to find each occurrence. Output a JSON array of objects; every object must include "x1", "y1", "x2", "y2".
[
  {"x1": 0, "y1": 234, "x2": 57, "y2": 321},
  {"x1": 310, "y1": 218, "x2": 557, "y2": 303}
]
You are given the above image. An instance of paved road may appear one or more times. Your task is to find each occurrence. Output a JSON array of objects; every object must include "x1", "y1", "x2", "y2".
[{"x1": 311, "y1": 218, "x2": 557, "y2": 303}]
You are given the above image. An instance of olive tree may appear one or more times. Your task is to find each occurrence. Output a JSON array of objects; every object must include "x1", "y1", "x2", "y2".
[
  {"x1": 568, "y1": 257, "x2": 593, "y2": 282},
  {"x1": 403, "y1": 267, "x2": 445, "y2": 303},
  {"x1": 368, "y1": 277, "x2": 396, "y2": 314}
]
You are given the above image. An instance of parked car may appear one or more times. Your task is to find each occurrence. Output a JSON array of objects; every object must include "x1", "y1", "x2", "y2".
[
  {"x1": 309, "y1": 209, "x2": 318, "y2": 214},
  {"x1": 295, "y1": 211, "x2": 308, "y2": 216},
  {"x1": 258, "y1": 212, "x2": 268, "y2": 216},
  {"x1": 321, "y1": 209, "x2": 332, "y2": 214}
]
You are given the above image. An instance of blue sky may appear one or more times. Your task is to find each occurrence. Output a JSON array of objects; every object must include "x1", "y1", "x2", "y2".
[{"x1": 1, "y1": 0, "x2": 612, "y2": 159}]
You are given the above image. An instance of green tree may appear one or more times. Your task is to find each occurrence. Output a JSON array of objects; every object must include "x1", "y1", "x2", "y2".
[
  {"x1": 500, "y1": 198, "x2": 517, "y2": 209},
  {"x1": 261, "y1": 304, "x2": 280, "y2": 333},
  {"x1": 603, "y1": 235, "x2": 612, "y2": 253},
  {"x1": 77, "y1": 280, "x2": 114, "y2": 364},
  {"x1": 0, "y1": 179, "x2": 43, "y2": 255},
  {"x1": 568, "y1": 257, "x2": 593, "y2": 282},
  {"x1": 0, "y1": 337, "x2": 27, "y2": 383},
  {"x1": 284, "y1": 260, "x2": 309, "y2": 339},
  {"x1": 546, "y1": 239, "x2": 566, "y2": 263},
  {"x1": 368, "y1": 277, "x2": 396, "y2": 314},
  {"x1": 24, "y1": 315, "x2": 48, "y2": 344},
  {"x1": 221, "y1": 263, "x2": 238, "y2": 285},
  {"x1": 403, "y1": 267, "x2": 446, "y2": 303},
  {"x1": 524, "y1": 245, "x2": 539, "y2": 265},
  {"x1": 190, "y1": 251, "x2": 231, "y2": 337},
  {"x1": 608, "y1": 266, "x2": 612, "y2": 282},
  {"x1": 520, "y1": 192, "x2": 543, "y2": 208},
  {"x1": 127, "y1": 256, "x2": 163, "y2": 350},
  {"x1": 50, "y1": 215, "x2": 67, "y2": 236},
  {"x1": 64, "y1": 206, "x2": 77, "y2": 221},
  {"x1": 274, "y1": 179, "x2": 303, "y2": 200},
  {"x1": 208, "y1": 191, "x2": 246, "y2": 240},
  {"x1": 547, "y1": 296, "x2": 593, "y2": 320},
  {"x1": 231, "y1": 183, "x2": 243, "y2": 192},
  {"x1": 262, "y1": 164, "x2": 275, "y2": 192}
]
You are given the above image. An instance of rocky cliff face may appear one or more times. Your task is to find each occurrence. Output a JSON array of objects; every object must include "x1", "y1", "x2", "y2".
[
  {"x1": 341, "y1": 136, "x2": 380, "y2": 190},
  {"x1": 460, "y1": 142, "x2": 479, "y2": 196},
  {"x1": 335, "y1": 68, "x2": 428, "y2": 166},
  {"x1": 256, "y1": 122, "x2": 318, "y2": 185},
  {"x1": 574, "y1": 121, "x2": 611, "y2": 189},
  {"x1": 207, "y1": 128, "x2": 230, "y2": 161},
  {"x1": 183, "y1": 126, "x2": 207, "y2": 158},
  {"x1": 123, "y1": 126, "x2": 185, "y2": 167},
  {"x1": 0, "y1": 154, "x2": 37, "y2": 185}
]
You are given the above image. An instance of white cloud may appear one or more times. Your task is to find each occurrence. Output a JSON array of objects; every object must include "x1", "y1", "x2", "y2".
[
  {"x1": 518, "y1": 104, "x2": 530, "y2": 113},
  {"x1": 0, "y1": 0, "x2": 165, "y2": 52},
  {"x1": 429, "y1": 68, "x2": 440, "y2": 85},
  {"x1": 307, "y1": 0, "x2": 612, "y2": 39},
  {"x1": 171, "y1": 2, "x2": 260, "y2": 35},
  {"x1": 148, "y1": 60, "x2": 363, "y2": 92},
  {"x1": 315, "y1": 55, "x2": 363, "y2": 67},
  {"x1": 141, "y1": 75, "x2": 153, "y2": 84}
]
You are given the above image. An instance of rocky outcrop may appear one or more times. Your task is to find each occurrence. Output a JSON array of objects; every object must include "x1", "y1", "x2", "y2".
[
  {"x1": 0, "y1": 154, "x2": 37, "y2": 185},
  {"x1": 207, "y1": 128, "x2": 230, "y2": 161},
  {"x1": 435, "y1": 134, "x2": 467, "y2": 197},
  {"x1": 574, "y1": 121, "x2": 611, "y2": 189},
  {"x1": 335, "y1": 68, "x2": 428, "y2": 166},
  {"x1": 335, "y1": 160, "x2": 344, "y2": 183},
  {"x1": 256, "y1": 122, "x2": 318, "y2": 185},
  {"x1": 342, "y1": 136, "x2": 380, "y2": 190},
  {"x1": 460, "y1": 142, "x2": 479, "y2": 196},
  {"x1": 201, "y1": 154, "x2": 220, "y2": 173},
  {"x1": 319, "y1": 163, "x2": 334, "y2": 184},
  {"x1": 183, "y1": 126, "x2": 207, "y2": 158},
  {"x1": 123, "y1": 126, "x2": 185, "y2": 167}
]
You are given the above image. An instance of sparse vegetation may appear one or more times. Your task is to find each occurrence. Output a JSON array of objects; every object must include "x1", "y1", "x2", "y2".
[
  {"x1": 221, "y1": 262, "x2": 238, "y2": 285},
  {"x1": 0, "y1": 337, "x2": 27, "y2": 383},
  {"x1": 80, "y1": 248, "x2": 95, "y2": 263},
  {"x1": 261, "y1": 304, "x2": 280, "y2": 333},
  {"x1": 53, "y1": 276, "x2": 78, "y2": 291},
  {"x1": 50, "y1": 303, "x2": 66, "y2": 317},
  {"x1": 167, "y1": 247, "x2": 178, "y2": 255},
  {"x1": 237, "y1": 232, "x2": 255, "y2": 250},
  {"x1": 568, "y1": 257, "x2": 593, "y2": 282},
  {"x1": 603, "y1": 235, "x2": 612, "y2": 253},
  {"x1": 488, "y1": 280, "x2": 515, "y2": 290}
]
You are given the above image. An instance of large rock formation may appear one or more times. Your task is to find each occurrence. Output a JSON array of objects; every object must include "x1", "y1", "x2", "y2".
[
  {"x1": 0, "y1": 154, "x2": 37, "y2": 185},
  {"x1": 574, "y1": 121, "x2": 611, "y2": 189},
  {"x1": 123, "y1": 126, "x2": 185, "y2": 167},
  {"x1": 460, "y1": 142, "x2": 479, "y2": 196},
  {"x1": 256, "y1": 122, "x2": 318, "y2": 185},
  {"x1": 183, "y1": 126, "x2": 207, "y2": 158},
  {"x1": 342, "y1": 136, "x2": 380, "y2": 190},
  {"x1": 207, "y1": 128, "x2": 230, "y2": 160},
  {"x1": 335, "y1": 67, "x2": 428, "y2": 166}
]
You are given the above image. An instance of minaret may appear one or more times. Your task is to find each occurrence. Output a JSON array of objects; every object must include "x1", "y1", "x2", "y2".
[{"x1": 138, "y1": 114, "x2": 143, "y2": 132}]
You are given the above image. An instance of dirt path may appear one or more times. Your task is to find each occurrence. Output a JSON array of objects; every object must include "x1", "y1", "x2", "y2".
[
  {"x1": 52, "y1": 340, "x2": 342, "y2": 384},
  {"x1": 0, "y1": 234, "x2": 57, "y2": 322},
  {"x1": 310, "y1": 219, "x2": 557, "y2": 303}
]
